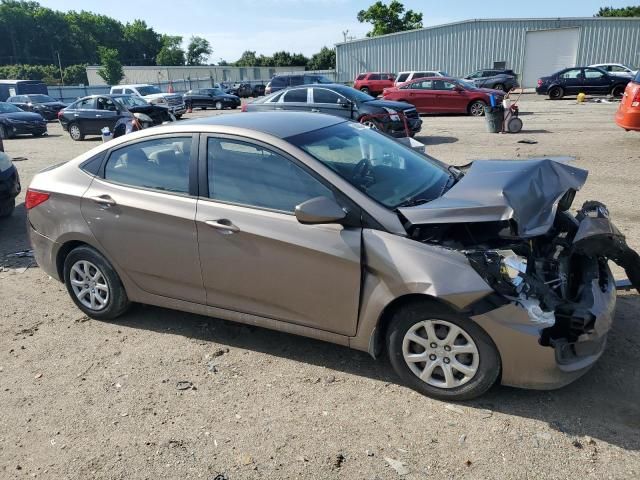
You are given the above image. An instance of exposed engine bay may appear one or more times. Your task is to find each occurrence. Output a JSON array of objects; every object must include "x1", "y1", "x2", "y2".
[{"x1": 399, "y1": 159, "x2": 640, "y2": 361}]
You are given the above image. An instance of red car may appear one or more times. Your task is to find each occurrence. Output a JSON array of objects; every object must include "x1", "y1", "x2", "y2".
[
  {"x1": 353, "y1": 72, "x2": 395, "y2": 96},
  {"x1": 383, "y1": 77, "x2": 504, "y2": 116},
  {"x1": 615, "y1": 71, "x2": 640, "y2": 131}
]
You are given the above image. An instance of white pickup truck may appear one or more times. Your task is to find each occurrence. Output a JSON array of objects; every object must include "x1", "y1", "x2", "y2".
[{"x1": 110, "y1": 84, "x2": 187, "y2": 118}]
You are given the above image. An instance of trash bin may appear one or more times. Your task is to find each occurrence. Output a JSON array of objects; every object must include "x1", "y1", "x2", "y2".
[{"x1": 484, "y1": 105, "x2": 504, "y2": 133}]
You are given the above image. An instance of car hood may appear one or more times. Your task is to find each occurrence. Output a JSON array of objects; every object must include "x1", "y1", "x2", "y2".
[
  {"x1": 470, "y1": 86, "x2": 505, "y2": 95},
  {"x1": 127, "y1": 105, "x2": 166, "y2": 114},
  {"x1": 364, "y1": 99, "x2": 417, "y2": 111},
  {"x1": 39, "y1": 102, "x2": 67, "y2": 108},
  {"x1": 1, "y1": 111, "x2": 45, "y2": 122},
  {"x1": 399, "y1": 158, "x2": 588, "y2": 237}
]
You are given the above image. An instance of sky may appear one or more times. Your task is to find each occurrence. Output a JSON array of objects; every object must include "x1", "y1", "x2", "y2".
[{"x1": 38, "y1": 0, "x2": 635, "y2": 62}]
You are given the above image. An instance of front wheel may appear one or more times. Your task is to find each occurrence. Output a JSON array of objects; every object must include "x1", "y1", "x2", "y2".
[
  {"x1": 468, "y1": 100, "x2": 486, "y2": 117},
  {"x1": 611, "y1": 85, "x2": 625, "y2": 98},
  {"x1": 63, "y1": 246, "x2": 130, "y2": 320},
  {"x1": 493, "y1": 83, "x2": 505, "y2": 92},
  {"x1": 386, "y1": 303, "x2": 500, "y2": 400},
  {"x1": 0, "y1": 125, "x2": 10, "y2": 139},
  {"x1": 360, "y1": 87, "x2": 370, "y2": 95}
]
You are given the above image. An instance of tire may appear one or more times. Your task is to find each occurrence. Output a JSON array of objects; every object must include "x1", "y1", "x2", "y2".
[
  {"x1": 611, "y1": 85, "x2": 625, "y2": 98},
  {"x1": 63, "y1": 245, "x2": 130, "y2": 320},
  {"x1": 360, "y1": 87, "x2": 370, "y2": 95},
  {"x1": 0, "y1": 198, "x2": 15, "y2": 217},
  {"x1": 493, "y1": 83, "x2": 505, "y2": 92},
  {"x1": 386, "y1": 302, "x2": 500, "y2": 401},
  {"x1": 215, "y1": 101, "x2": 223, "y2": 110},
  {"x1": 0, "y1": 124, "x2": 11, "y2": 139},
  {"x1": 68, "y1": 122, "x2": 84, "y2": 141},
  {"x1": 548, "y1": 86, "x2": 564, "y2": 100},
  {"x1": 359, "y1": 117, "x2": 381, "y2": 131},
  {"x1": 174, "y1": 114, "x2": 182, "y2": 119},
  {"x1": 468, "y1": 100, "x2": 486, "y2": 117}
]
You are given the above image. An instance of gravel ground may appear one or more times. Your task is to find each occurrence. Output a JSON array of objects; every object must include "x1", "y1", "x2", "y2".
[{"x1": 1, "y1": 95, "x2": 639, "y2": 479}]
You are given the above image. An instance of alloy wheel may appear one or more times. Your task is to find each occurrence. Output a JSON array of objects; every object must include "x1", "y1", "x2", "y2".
[
  {"x1": 69, "y1": 124, "x2": 82, "y2": 140},
  {"x1": 361, "y1": 120, "x2": 379, "y2": 130},
  {"x1": 69, "y1": 260, "x2": 109, "y2": 311},
  {"x1": 216, "y1": 101, "x2": 223, "y2": 110},
  {"x1": 469, "y1": 102, "x2": 485, "y2": 116},
  {"x1": 402, "y1": 319, "x2": 479, "y2": 389}
]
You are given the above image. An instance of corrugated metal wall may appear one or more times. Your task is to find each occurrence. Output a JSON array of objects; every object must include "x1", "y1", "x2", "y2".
[
  {"x1": 336, "y1": 18, "x2": 640, "y2": 83},
  {"x1": 86, "y1": 65, "x2": 306, "y2": 86}
]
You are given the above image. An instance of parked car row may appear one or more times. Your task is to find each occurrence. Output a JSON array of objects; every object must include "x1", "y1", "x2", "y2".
[{"x1": 536, "y1": 66, "x2": 631, "y2": 99}]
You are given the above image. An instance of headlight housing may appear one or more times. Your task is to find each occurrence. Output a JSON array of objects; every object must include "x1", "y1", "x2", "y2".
[
  {"x1": 0, "y1": 152, "x2": 14, "y2": 173},
  {"x1": 382, "y1": 107, "x2": 400, "y2": 121},
  {"x1": 154, "y1": 98, "x2": 168, "y2": 104}
]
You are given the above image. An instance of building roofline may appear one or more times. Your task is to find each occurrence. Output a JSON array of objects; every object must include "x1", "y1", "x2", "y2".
[{"x1": 336, "y1": 17, "x2": 640, "y2": 46}]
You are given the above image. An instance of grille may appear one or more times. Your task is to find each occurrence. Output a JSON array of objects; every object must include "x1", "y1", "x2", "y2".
[{"x1": 166, "y1": 95, "x2": 183, "y2": 106}]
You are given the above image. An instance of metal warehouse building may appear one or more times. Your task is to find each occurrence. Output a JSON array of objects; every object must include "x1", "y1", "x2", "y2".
[{"x1": 336, "y1": 18, "x2": 640, "y2": 87}]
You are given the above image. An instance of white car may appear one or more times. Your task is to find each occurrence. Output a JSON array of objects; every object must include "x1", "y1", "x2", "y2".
[
  {"x1": 394, "y1": 70, "x2": 447, "y2": 87},
  {"x1": 110, "y1": 84, "x2": 187, "y2": 117},
  {"x1": 588, "y1": 63, "x2": 637, "y2": 78}
]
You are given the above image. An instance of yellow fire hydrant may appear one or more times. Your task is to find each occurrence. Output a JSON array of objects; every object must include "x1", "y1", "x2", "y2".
[{"x1": 577, "y1": 92, "x2": 586, "y2": 103}]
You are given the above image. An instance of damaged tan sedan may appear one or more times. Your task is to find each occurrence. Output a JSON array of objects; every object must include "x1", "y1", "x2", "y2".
[{"x1": 27, "y1": 112, "x2": 640, "y2": 400}]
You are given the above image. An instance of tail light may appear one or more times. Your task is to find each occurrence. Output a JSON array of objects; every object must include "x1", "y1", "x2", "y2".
[
  {"x1": 241, "y1": 103, "x2": 248, "y2": 112},
  {"x1": 537, "y1": 79, "x2": 543, "y2": 87},
  {"x1": 25, "y1": 189, "x2": 50, "y2": 210},
  {"x1": 632, "y1": 88, "x2": 640, "y2": 107},
  {"x1": 57, "y1": 110, "x2": 63, "y2": 120}
]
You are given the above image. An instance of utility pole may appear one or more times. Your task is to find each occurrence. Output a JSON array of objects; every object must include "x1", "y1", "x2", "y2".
[
  {"x1": 56, "y1": 51, "x2": 64, "y2": 86},
  {"x1": 342, "y1": 30, "x2": 349, "y2": 43}
]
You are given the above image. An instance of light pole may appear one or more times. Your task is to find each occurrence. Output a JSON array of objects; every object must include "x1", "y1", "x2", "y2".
[{"x1": 56, "y1": 51, "x2": 64, "y2": 86}]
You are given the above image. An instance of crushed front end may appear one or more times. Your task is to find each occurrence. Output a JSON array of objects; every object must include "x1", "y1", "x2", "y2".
[{"x1": 407, "y1": 199, "x2": 639, "y2": 389}]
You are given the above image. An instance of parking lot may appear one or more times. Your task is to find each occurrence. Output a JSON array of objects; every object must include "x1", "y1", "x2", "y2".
[{"x1": 1, "y1": 95, "x2": 639, "y2": 479}]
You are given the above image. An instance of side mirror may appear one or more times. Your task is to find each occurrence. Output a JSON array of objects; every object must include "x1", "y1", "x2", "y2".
[
  {"x1": 295, "y1": 196, "x2": 346, "y2": 225},
  {"x1": 337, "y1": 97, "x2": 351, "y2": 108},
  {"x1": 454, "y1": 85, "x2": 464, "y2": 92}
]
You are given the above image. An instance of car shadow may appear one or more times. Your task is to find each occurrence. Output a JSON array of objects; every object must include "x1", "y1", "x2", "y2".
[
  {"x1": 106, "y1": 293, "x2": 640, "y2": 452},
  {"x1": 518, "y1": 129, "x2": 551, "y2": 134}
]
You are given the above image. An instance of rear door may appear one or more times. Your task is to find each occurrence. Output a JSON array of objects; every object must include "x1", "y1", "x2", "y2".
[
  {"x1": 195, "y1": 135, "x2": 362, "y2": 335},
  {"x1": 559, "y1": 68, "x2": 584, "y2": 94},
  {"x1": 277, "y1": 88, "x2": 310, "y2": 112},
  {"x1": 95, "y1": 96, "x2": 121, "y2": 132},
  {"x1": 70, "y1": 97, "x2": 101, "y2": 134},
  {"x1": 403, "y1": 80, "x2": 434, "y2": 112},
  {"x1": 81, "y1": 134, "x2": 204, "y2": 303}
]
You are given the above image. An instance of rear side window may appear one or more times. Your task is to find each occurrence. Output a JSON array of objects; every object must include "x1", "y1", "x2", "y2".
[
  {"x1": 111, "y1": 88, "x2": 123, "y2": 94},
  {"x1": 396, "y1": 73, "x2": 409, "y2": 82},
  {"x1": 413, "y1": 72, "x2": 426, "y2": 79},
  {"x1": 560, "y1": 69, "x2": 582, "y2": 79},
  {"x1": 124, "y1": 88, "x2": 135, "y2": 94},
  {"x1": 282, "y1": 89, "x2": 308, "y2": 103},
  {"x1": 369, "y1": 73, "x2": 381, "y2": 80},
  {"x1": 290, "y1": 76, "x2": 304, "y2": 86},
  {"x1": 206, "y1": 138, "x2": 334, "y2": 213},
  {"x1": 104, "y1": 136, "x2": 192, "y2": 194},
  {"x1": 356, "y1": 74, "x2": 366, "y2": 81},
  {"x1": 80, "y1": 152, "x2": 106, "y2": 176},
  {"x1": 75, "y1": 98, "x2": 95, "y2": 110}
]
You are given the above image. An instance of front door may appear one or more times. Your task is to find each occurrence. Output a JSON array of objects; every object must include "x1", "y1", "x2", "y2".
[
  {"x1": 95, "y1": 96, "x2": 122, "y2": 132},
  {"x1": 432, "y1": 80, "x2": 468, "y2": 113},
  {"x1": 404, "y1": 80, "x2": 435, "y2": 112},
  {"x1": 81, "y1": 134, "x2": 204, "y2": 304},
  {"x1": 559, "y1": 68, "x2": 584, "y2": 95},
  {"x1": 583, "y1": 68, "x2": 612, "y2": 95},
  {"x1": 196, "y1": 135, "x2": 362, "y2": 335},
  {"x1": 310, "y1": 87, "x2": 352, "y2": 119}
]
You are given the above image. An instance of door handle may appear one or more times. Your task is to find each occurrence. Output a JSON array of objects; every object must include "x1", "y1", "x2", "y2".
[
  {"x1": 275, "y1": 107, "x2": 283, "y2": 110},
  {"x1": 96, "y1": 114, "x2": 102, "y2": 117},
  {"x1": 205, "y1": 219, "x2": 240, "y2": 234},
  {"x1": 74, "y1": 114, "x2": 79, "y2": 117},
  {"x1": 89, "y1": 195, "x2": 116, "y2": 207},
  {"x1": 311, "y1": 108, "x2": 320, "y2": 112}
]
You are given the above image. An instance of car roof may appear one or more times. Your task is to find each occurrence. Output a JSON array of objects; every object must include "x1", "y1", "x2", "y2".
[
  {"x1": 114, "y1": 84, "x2": 152, "y2": 88},
  {"x1": 180, "y1": 111, "x2": 344, "y2": 138}
]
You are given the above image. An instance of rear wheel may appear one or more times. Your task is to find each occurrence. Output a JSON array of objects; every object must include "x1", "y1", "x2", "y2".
[
  {"x1": 215, "y1": 101, "x2": 223, "y2": 110},
  {"x1": 386, "y1": 303, "x2": 500, "y2": 401},
  {"x1": 63, "y1": 246, "x2": 130, "y2": 320},
  {"x1": 468, "y1": 100, "x2": 486, "y2": 117},
  {"x1": 0, "y1": 125, "x2": 10, "y2": 139},
  {"x1": 611, "y1": 85, "x2": 625, "y2": 98},
  {"x1": 548, "y1": 86, "x2": 564, "y2": 100},
  {"x1": 68, "y1": 122, "x2": 84, "y2": 141}
]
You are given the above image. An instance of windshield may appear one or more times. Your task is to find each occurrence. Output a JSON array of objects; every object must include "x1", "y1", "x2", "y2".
[
  {"x1": 137, "y1": 86, "x2": 162, "y2": 96},
  {"x1": 208, "y1": 88, "x2": 225, "y2": 95},
  {"x1": 457, "y1": 79, "x2": 476, "y2": 89},
  {"x1": 288, "y1": 122, "x2": 450, "y2": 209},
  {"x1": 113, "y1": 96, "x2": 148, "y2": 108},
  {"x1": 341, "y1": 88, "x2": 375, "y2": 103},
  {"x1": 0, "y1": 103, "x2": 23, "y2": 113},
  {"x1": 28, "y1": 94, "x2": 56, "y2": 103}
]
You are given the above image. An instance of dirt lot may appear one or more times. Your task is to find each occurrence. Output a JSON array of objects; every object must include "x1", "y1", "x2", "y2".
[{"x1": 1, "y1": 95, "x2": 639, "y2": 479}]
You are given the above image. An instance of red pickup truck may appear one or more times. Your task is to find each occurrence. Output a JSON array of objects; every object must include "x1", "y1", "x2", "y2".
[{"x1": 353, "y1": 72, "x2": 396, "y2": 96}]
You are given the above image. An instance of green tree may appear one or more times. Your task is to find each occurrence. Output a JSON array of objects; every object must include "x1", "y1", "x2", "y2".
[
  {"x1": 186, "y1": 35, "x2": 212, "y2": 65},
  {"x1": 96, "y1": 47, "x2": 123, "y2": 85},
  {"x1": 234, "y1": 50, "x2": 258, "y2": 67},
  {"x1": 218, "y1": 59, "x2": 229, "y2": 66},
  {"x1": 357, "y1": 0, "x2": 423, "y2": 37},
  {"x1": 596, "y1": 5, "x2": 640, "y2": 16},
  {"x1": 123, "y1": 20, "x2": 162, "y2": 65},
  {"x1": 156, "y1": 35, "x2": 185, "y2": 65},
  {"x1": 307, "y1": 47, "x2": 336, "y2": 70}
]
